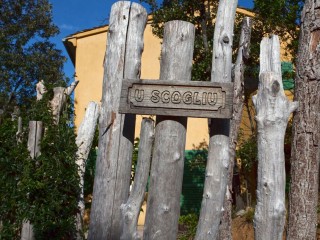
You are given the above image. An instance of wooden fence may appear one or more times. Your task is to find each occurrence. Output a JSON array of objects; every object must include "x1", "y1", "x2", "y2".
[{"x1": 83, "y1": 1, "x2": 297, "y2": 239}]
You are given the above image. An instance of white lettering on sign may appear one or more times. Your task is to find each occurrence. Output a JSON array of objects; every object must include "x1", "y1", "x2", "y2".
[
  {"x1": 149, "y1": 90, "x2": 218, "y2": 105},
  {"x1": 129, "y1": 84, "x2": 225, "y2": 111}
]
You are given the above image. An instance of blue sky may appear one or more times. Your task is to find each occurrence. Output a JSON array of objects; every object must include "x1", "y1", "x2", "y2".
[{"x1": 50, "y1": 0, "x2": 254, "y2": 80}]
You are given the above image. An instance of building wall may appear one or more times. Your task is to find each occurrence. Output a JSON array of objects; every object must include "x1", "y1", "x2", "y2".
[{"x1": 74, "y1": 31, "x2": 106, "y2": 126}]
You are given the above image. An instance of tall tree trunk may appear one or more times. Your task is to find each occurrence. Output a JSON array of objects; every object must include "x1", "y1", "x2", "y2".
[
  {"x1": 88, "y1": 2, "x2": 147, "y2": 239},
  {"x1": 75, "y1": 102, "x2": 100, "y2": 240},
  {"x1": 143, "y1": 20, "x2": 195, "y2": 240},
  {"x1": 121, "y1": 118, "x2": 154, "y2": 240},
  {"x1": 287, "y1": 0, "x2": 320, "y2": 239},
  {"x1": 195, "y1": 0, "x2": 238, "y2": 239},
  {"x1": 253, "y1": 35, "x2": 298, "y2": 240},
  {"x1": 219, "y1": 16, "x2": 252, "y2": 240}
]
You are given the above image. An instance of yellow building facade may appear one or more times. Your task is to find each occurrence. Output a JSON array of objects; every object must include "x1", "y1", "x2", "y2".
[{"x1": 63, "y1": 7, "x2": 292, "y2": 149}]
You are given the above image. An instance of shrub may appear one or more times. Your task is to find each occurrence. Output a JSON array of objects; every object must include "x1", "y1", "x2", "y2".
[
  {"x1": 0, "y1": 87, "x2": 80, "y2": 239},
  {"x1": 178, "y1": 213, "x2": 199, "y2": 240}
]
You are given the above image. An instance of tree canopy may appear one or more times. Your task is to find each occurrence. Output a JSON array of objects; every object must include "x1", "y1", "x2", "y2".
[
  {"x1": 252, "y1": 0, "x2": 303, "y2": 60},
  {"x1": 0, "y1": 0, "x2": 66, "y2": 116},
  {"x1": 141, "y1": 0, "x2": 303, "y2": 89},
  {"x1": 142, "y1": 0, "x2": 218, "y2": 81}
]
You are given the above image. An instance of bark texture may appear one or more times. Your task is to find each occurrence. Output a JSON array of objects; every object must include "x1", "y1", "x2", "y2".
[
  {"x1": 121, "y1": 118, "x2": 154, "y2": 240},
  {"x1": 88, "y1": 2, "x2": 147, "y2": 239},
  {"x1": 287, "y1": 1, "x2": 320, "y2": 239},
  {"x1": 253, "y1": 36, "x2": 298, "y2": 240},
  {"x1": 219, "y1": 16, "x2": 252, "y2": 240},
  {"x1": 196, "y1": 0, "x2": 238, "y2": 239},
  {"x1": 143, "y1": 20, "x2": 195, "y2": 240},
  {"x1": 75, "y1": 102, "x2": 100, "y2": 239}
]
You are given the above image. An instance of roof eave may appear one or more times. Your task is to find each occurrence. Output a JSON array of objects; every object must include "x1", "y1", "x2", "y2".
[{"x1": 63, "y1": 37, "x2": 77, "y2": 66}]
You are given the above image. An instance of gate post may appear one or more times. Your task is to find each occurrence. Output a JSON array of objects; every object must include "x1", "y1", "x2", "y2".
[
  {"x1": 253, "y1": 35, "x2": 298, "y2": 240},
  {"x1": 21, "y1": 121, "x2": 43, "y2": 240},
  {"x1": 88, "y1": 2, "x2": 147, "y2": 239},
  {"x1": 143, "y1": 21, "x2": 195, "y2": 240},
  {"x1": 196, "y1": 0, "x2": 238, "y2": 239}
]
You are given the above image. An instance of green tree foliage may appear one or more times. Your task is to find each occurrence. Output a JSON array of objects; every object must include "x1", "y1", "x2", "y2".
[
  {"x1": 238, "y1": 0, "x2": 303, "y2": 94},
  {"x1": 0, "y1": 118, "x2": 29, "y2": 239},
  {"x1": 178, "y1": 213, "x2": 199, "y2": 240},
  {"x1": 141, "y1": 0, "x2": 303, "y2": 91},
  {"x1": 253, "y1": 0, "x2": 303, "y2": 60},
  {"x1": 0, "y1": 0, "x2": 66, "y2": 115},
  {"x1": 142, "y1": 0, "x2": 218, "y2": 81}
]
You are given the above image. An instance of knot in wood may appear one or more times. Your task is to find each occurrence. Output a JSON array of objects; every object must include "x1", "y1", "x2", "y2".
[
  {"x1": 222, "y1": 35, "x2": 230, "y2": 44},
  {"x1": 108, "y1": 26, "x2": 114, "y2": 34},
  {"x1": 180, "y1": 33, "x2": 185, "y2": 41},
  {"x1": 271, "y1": 80, "x2": 280, "y2": 96},
  {"x1": 173, "y1": 152, "x2": 181, "y2": 162},
  {"x1": 205, "y1": 192, "x2": 211, "y2": 199},
  {"x1": 125, "y1": 212, "x2": 133, "y2": 223},
  {"x1": 162, "y1": 205, "x2": 170, "y2": 213}
]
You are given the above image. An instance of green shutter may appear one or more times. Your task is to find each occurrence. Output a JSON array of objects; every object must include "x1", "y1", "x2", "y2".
[
  {"x1": 180, "y1": 150, "x2": 206, "y2": 215},
  {"x1": 281, "y1": 62, "x2": 294, "y2": 90}
]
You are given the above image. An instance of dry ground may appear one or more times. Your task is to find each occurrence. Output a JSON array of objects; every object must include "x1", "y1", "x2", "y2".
[{"x1": 231, "y1": 215, "x2": 320, "y2": 240}]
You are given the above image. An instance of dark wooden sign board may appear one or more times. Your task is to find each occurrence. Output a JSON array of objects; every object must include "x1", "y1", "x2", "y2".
[{"x1": 119, "y1": 79, "x2": 234, "y2": 119}]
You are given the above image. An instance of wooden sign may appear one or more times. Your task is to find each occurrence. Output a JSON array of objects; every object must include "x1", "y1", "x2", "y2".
[{"x1": 119, "y1": 79, "x2": 234, "y2": 119}]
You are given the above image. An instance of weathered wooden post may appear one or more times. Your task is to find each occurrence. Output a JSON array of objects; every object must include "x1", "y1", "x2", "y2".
[
  {"x1": 35, "y1": 80, "x2": 79, "y2": 124},
  {"x1": 142, "y1": 20, "x2": 195, "y2": 240},
  {"x1": 21, "y1": 121, "x2": 43, "y2": 240},
  {"x1": 16, "y1": 116, "x2": 23, "y2": 143},
  {"x1": 21, "y1": 81, "x2": 48, "y2": 240},
  {"x1": 88, "y1": 2, "x2": 147, "y2": 239},
  {"x1": 27, "y1": 121, "x2": 43, "y2": 159},
  {"x1": 195, "y1": 0, "x2": 238, "y2": 239},
  {"x1": 75, "y1": 101, "x2": 100, "y2": 239},
  {"x1": 51, "y1": 82, "x2": 78, "y2": 124},
  {"x1": 219, "y1": 16, "x2": 252, "y2": 240},
  {"x1": 252, "y1": 35, "x2": 298, "y2": 240},
  {"x1": 120, "y1": 118, "x2": 154, "y2": 240}
]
